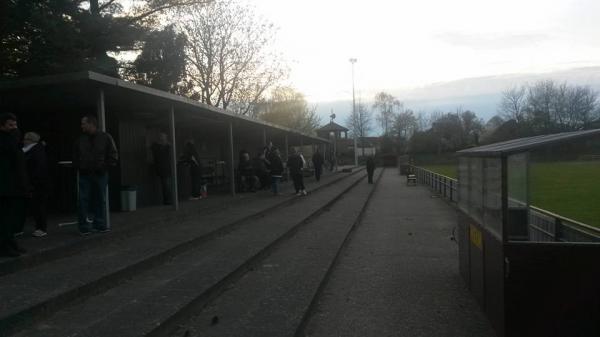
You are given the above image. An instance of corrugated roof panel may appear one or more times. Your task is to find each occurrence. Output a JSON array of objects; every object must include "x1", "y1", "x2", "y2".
[{"x1": 458, "y1": 129, "x2": 600, "y2": 156}]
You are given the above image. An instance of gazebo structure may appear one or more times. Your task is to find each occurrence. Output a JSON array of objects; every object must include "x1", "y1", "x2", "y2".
[
  {"x1": 316, "y1": 121, "x2": 349, "y2": 140},
  {"x1": 456, "y1": 129, "x2": 600, "y2": 337},
  {"x1": 316, "y1": 121, "x2": 350, "y2": 166}
]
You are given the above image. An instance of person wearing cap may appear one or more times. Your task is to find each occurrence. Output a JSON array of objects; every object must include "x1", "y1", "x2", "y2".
[{"x1": 22, "y1": 132, "x2": 50, "y2": 237}]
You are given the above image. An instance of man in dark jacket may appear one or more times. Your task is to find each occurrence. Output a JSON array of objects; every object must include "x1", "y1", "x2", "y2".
[
  {"x1": 22, "y1": 132, "x2": 50, "y2": 237},
  {"x1": 366, "y1": 156, "x2": 375, "y2": 184},
  {"x1": 182, "y1": 139, "x2": 203, "y2": 200},
  {"x1": 73, "y1": 115, "x2": 118, "y2": 235},
  {"x1": 287, "y1": 148, "x2": 306, "y2": 196},
  {"x1": 312, "y1": 148, "x2": 324, "y2": 182},
  {"x1": 151, "y1": 133, "x2": 172, "y2": 205},
  {"x1": 252, "y1": 152, "x2": 269, "y2": 190},
  {"x1": 0, "y1": 113, "x2": 29, "y2": 256},
  {"x1": 238, "y1": 151, "x2": 258, "y2": 192},
  {"x1": 269, "y1": 147, "x2": 284, "y2": 195}
]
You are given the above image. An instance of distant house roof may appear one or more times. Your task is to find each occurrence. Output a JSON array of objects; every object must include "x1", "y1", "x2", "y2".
[
  {"x1": 457, "y1": 129, "x2": 600, "y2": 157},
  {"x1": 317, "y1": 121, "x2": 349, "y2": 132}
]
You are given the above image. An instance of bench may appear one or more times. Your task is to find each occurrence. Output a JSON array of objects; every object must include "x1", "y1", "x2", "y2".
[{"x1": 406, "y1": 174, "x2": 417, "y2": 186}]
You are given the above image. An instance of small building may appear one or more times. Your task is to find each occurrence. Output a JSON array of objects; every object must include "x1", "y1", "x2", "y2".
[
  {"x1": 316, "y1": 121, "x2": 350, "y2": 165},
  {"x1": 356, "y1": 136, "x2": 380, "y2": 157},
  {"x1": 316, "y1": 121, "x2": 349, "y2": 140}
]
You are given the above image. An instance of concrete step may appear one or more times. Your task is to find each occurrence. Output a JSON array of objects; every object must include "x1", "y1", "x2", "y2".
[
  {"x1": 0, "y1": 169, "x2": 355, "y2": 277},
  {"x1": 172, "y1": 169, "x2": 383, "y2": 337},
  {"x1": 0, "y1": 169, "x2": 366, "y2": 336}
]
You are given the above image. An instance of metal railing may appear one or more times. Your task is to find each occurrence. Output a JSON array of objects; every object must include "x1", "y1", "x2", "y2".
[
  {"x1": 410, "y1": 166, "x2": 458, "y2": 202},
  {"x1": 411, "y1": 165, "x2": 600, "y2": 243},
  {"x1": 529, "y1": 206, "x2": 600, "y2": 242}
]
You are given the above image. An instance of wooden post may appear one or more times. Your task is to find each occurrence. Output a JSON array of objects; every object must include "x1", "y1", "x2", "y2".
[{"x1": 169, "y1": 106, "x2": 179, "y2": 210}]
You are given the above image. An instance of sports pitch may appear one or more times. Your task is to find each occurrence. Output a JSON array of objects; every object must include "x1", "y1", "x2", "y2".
[{"x1": 421, "y1": 162, "x2": 600, "y2": 228}]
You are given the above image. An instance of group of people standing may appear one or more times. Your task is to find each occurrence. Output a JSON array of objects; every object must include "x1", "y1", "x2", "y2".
[
  {"x1": 237, "y1": 144, "x2": 286, "y2": 194},
  {"x1": 0, "y1": 113, "x2": 118, "y2": 257},
  {"x1": 236, "y1": 143, "x2": 326, "y2": 197},
  {"x1": 1, "y1": 111, "x2": 372, "y2": 258}
]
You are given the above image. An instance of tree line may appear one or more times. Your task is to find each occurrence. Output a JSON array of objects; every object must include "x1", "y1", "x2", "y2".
[
  {"x1": 492, "y1": 80, "x2": 600, "y2": 141},
  {"x1": 1, "y1": 0, "x2": 315, "y2": 132},
  {"x1": 345, "y1": 91, "x2": 483, "y2": 155},
  {"x1": 345, "y1": 79, "x2": 600, "y2": 156}
]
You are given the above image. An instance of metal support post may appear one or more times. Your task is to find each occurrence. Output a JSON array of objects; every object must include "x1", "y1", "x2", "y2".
[
  {"x1": 228, "y1": 121, "x2": 236, "y2": 196},
  {"x1": 169, "y1": 106, "x2": 179, "y2": 210},
  {"x1": 97, "y1": 88, "x2": 110, "y2": 228}
]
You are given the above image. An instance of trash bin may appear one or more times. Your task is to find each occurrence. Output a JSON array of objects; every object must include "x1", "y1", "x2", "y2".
[{"x1": 120, "y1": 186, "x2": 137, "y2": 211}]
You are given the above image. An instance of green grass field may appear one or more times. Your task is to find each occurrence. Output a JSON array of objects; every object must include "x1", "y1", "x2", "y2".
[
  {"x1": 422, "y1": 165, "x2": 457, "y2": 179},
  {"x1": 422, "y1": 162, "x2": 600, "y2": 228}
]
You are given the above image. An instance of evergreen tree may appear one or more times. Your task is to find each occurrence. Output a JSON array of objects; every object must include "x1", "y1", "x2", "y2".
[{"x1": 129, "y1": 25, "x2": 187, "y2": 93}]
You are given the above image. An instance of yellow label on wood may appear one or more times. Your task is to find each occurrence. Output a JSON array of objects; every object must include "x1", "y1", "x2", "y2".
[{"x1": 469, "y1": 224, "x2": 483, "y2": 250}]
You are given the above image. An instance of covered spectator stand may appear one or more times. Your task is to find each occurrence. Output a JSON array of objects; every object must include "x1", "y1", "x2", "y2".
[{"x1": 456, "y1": 130, "x2": 600, "y2": 337}]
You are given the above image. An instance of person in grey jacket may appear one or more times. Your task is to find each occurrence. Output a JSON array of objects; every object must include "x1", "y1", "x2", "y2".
[{"x1": 73, "y1": 115, "x2": 118, "y2": 235}]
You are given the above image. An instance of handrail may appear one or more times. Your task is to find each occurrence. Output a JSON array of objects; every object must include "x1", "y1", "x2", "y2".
[
  {"x1": 530, "y1": 205, "x2": 600, "y2": 239},
  {"x1": 409, "y1": 165, "x2": 458, "y2": 202}
]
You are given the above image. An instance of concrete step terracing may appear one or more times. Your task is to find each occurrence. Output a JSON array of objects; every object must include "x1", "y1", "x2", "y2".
[
  {"x1": 0, "y1": 168, "x2": 359, "y2": 277},
  {"x1": 170, "y1": 169, "x2": 384, "y2": 337},
  {"x1": 0, "y1": 169, "x2": 367, "y2": 336}
]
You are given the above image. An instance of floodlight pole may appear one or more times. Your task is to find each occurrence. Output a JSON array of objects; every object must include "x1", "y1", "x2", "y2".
[{"x1": 350, "y1": 58, "x2": 358, "y2": 166}]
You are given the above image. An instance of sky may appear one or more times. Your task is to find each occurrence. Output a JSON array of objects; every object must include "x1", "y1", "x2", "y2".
[{"x1": 252, "y1": 0, "x2": 600, "y2": 105}]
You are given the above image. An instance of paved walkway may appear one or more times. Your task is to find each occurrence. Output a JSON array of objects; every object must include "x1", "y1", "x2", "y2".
[{"x1": 304, "y1": 169, "x2": 496, "y2": 337}]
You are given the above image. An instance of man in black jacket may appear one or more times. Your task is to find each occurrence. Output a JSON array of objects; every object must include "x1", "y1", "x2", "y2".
[
  {"x1": 287, "y1": 148, "x2": 307, "y2": 196},
  {"x1": 366, "y1": 156, "x2": 375, "y2": 184},
  {"x1": 0, "y1": 113, "x2": 29, "y2": 256},
  {"x1": 73, "y1": 115, "x2": 118, "y2": 235},
  {"x1": 22, "y1": 132, "x2": 50, "y2": 237},
  {"x1": 268, "y1": 147, "x2": 284, "y2": 195}
]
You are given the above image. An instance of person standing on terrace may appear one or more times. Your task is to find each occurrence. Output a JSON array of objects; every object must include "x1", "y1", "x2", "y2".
[{"x1": 73, "y1": 115, "x2": 118, "y2": 235}]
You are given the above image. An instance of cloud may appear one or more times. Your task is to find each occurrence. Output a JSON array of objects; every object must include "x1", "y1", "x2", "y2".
[{"x1": 435, "y1": 32, "x2": 551, "y2": 50}]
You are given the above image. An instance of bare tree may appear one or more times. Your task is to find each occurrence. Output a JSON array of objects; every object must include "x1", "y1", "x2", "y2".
[
  {"x1": 393, "y1": 109, "x2": 417, "y2": 139},
  {"x1": 180, "y1": 1, "x2": 287, "y2": 114},
  {"x1": 564, "y1": 85, "x2": 598, "y2": 130},
  {"x1": 499, "y1": 80, "x2": 599, "y2": 133},
  {"x1": 346, "y1": 101, "x2": 372, "y2": 156},
  {"x1": 257, "y1": 87, "x2": 321, "y2": 134},
  {"x1": 498, "y1": 85, "x2": 526, "y2": 123},
  {"x1": 372, "y1": 92, "x2": 402, "y2": 135},
  {"x1": 525, "y1": 80, "x2": 556, "y2": 133},
  {"x1": 415, "y1": 111, "x2": 430, "y2": 131}
]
